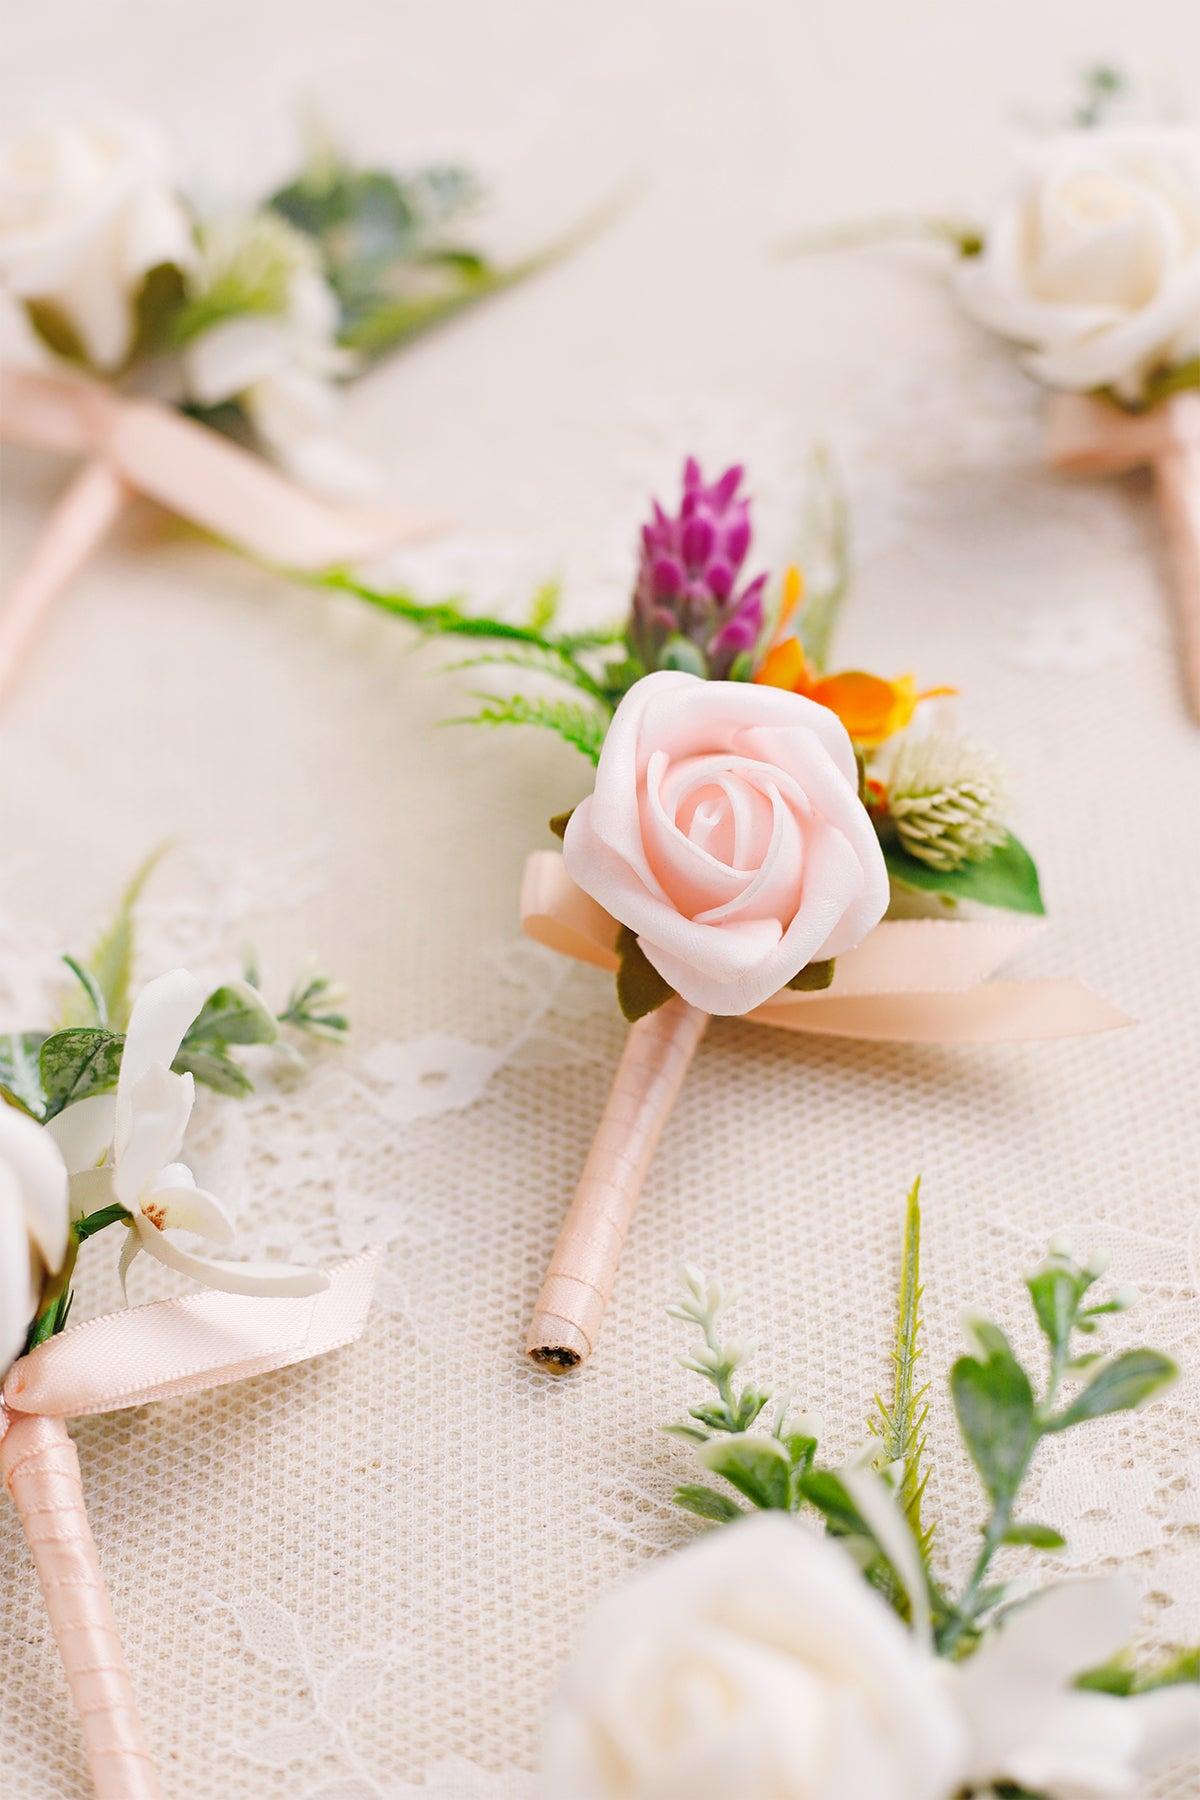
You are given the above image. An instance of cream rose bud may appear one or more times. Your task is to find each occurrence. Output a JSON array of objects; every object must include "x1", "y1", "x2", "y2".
[
  {"x1": 0, "y1": 1107, "x2": 70, "y2": 1374},
  {"x1": 562, "y1": 671, "x2": 889, "y2": 1015},
  {"x1": 542, "y1": 1514, "x2": 967, "y2": 1800},
  {"x1": 0, "y1": 115, "x2": 194, "y2": 372},
  {"x1": 957, "y1": 125, "x2": 1200, "y2": 401}
]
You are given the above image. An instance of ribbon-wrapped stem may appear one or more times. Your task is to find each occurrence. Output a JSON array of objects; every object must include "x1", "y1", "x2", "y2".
[
  {"x1": 1046, "y1": 389, "x2": 1200, "y2": 722},
  {"x1": 526, "y1": 997, "x2": 709, "y2": 1369},
  {"x1": 1156, "y1": 400, "x2": 1200, "y2": 720},
  {"x1": 0, "y1": 456, "x2": 128, "y2": 703},
  {"x1": 1, "y1": 1409, "x2": 161, "y2": 1799}
]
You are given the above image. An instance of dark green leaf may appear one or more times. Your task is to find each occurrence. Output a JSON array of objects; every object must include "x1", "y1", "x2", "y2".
[
  {"x1": 674, "y1": 1484, "x2": 743, "y2": 1523},
  {"x1": 615, "y1": 926, "x2": 676, "y2": 1024},
  {"x1": 784, "y1": 1434, "x2": 818, "y2": 1473},
  {"x1": 1002, "y1": 1522, "x2": 1067, "y2": 1549},
  {"x1": 786, "y1": 959, "x2": 836, "y2": 992},
  {"x1": 39, "y1": 1029, "x2": 124, "y2": 1121},
  {"x1": 884, "y1": 832, "x2": 1045, "y2": 916},
  {"x1": 796, "y1": 1468, "x2": 871, "y2": 1535},
  {"x1": 73, "y1": 1203, "x2": 131, "y2": 1243},
  {"x1": 173, "y1": 1047, "x2": 254, "y2": 1098},
  {"x1": 0, "y1": 1032, "x2": 48, "y2": 1117},
  {"x1": 697, "y1": 1433, "x2": 791, "y2": 1510},
  {"x1": 950, "y1": 1330, "x2": 1037, "y2": 1504},
  {"x1": 1051, "y1": 1350, "x2": 1177, "y2": 1429}
]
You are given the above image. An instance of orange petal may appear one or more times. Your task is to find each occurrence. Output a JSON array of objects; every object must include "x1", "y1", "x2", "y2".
[
  {"x1": 810, "y1": 670, "x2": 903, "y2": 745},
  {"x1": 779, "y1": 564, "x2": 804, "y2": 628},
  {"x1": 755, "y1": 638, "x2": 811, "y2": 691}
]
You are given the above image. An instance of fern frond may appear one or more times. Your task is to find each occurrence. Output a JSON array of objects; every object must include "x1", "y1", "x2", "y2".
[
  {"x1": 453, "y1": 693, "x2": 607, "y2": 764},
  {"x1": 446, "y1": 644, "x2": 611, "y2": 703},
  {"x1": 870, "y1": 1179, "x2": 936, "y2": 1587}
]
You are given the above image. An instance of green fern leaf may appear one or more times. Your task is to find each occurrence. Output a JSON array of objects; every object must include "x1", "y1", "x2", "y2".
[
  {"x1": 446, "y1": 645, "x2": 610, "y2": 703},
  {"x1": 454, "y1": 694, "x2": 607, "y2": 764},
  {"x1": 870, "y1": 1179, "x2": 936, "y2": 1591}
]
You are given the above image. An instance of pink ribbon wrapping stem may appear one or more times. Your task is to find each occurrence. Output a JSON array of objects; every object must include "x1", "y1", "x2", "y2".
[
  {"x1": 0, "y1": 1249, "x2": 380, "y2": 1798},
  {"x1": 0, "y1": 363, "x2": 432, "y2": 700},
  {"x1": 1045, "y1": 389, "x2": 1200, "y2": 722},
  {"x1": 521, "y1": 852, "x2": 1129, "y2": 1369}
]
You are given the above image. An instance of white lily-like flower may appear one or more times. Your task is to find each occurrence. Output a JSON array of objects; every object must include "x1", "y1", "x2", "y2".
[
  {"x1": 0, "y1": 1105, "x2": 70, "y2": 1372},
  {"x1": 182, "y1": 212, "x2": 375, "y2": 496},
  {"x1": 953, "y1": 1576, "x2": 1200, "y2": 1799},
  {"x1": 45, "y1": 968, "x2": 327, "y2": 1299}
]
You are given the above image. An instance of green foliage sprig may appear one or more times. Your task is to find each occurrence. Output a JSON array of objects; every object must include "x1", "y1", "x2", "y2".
[
  {"x1": 664, "y1": 1195, "x2": 1185, "y2": 1682},
  {"x1": 0, "y1": 867, "x2": 349, "y2": 1122}
]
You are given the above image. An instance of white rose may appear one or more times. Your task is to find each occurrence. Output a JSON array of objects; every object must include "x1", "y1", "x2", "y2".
[
  {"x1": 0, "y1": 114, "x2": 194, "y2": 372},
  {"x1": 957, "y1": 125, "x2": 1200, "y2": 401},
  {"x1": 542, "y1": 1514, "x2": 967, "y2": 1800},
  {"x1": 0, "y1": 1106, "x2": 70, "y2": 1373}
]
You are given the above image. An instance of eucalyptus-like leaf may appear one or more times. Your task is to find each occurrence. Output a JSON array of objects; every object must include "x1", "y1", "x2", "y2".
[
  {"x1": 697, "y1": 1432, "x2": 791, "y2": 1511},
  {"x1": 796, "y1": 1468, "x2": 872, "y2": 1536},
  {"x1": 673, "y1": 1484, "x2": 744, "y2": 1524},
  {"x1": 39, "y1": 1028, "x2": 124, "y2": 1122},
  {"x1": 1051, "y1": 1349, "x2": 1177, "y2": 1429},
  {"x1": 1027, "y1": 1260, "x2": 1088, "y2": 1352},
  {"x1": 950, "y1": 1330, "x2": 1037, "y2": 1505}
]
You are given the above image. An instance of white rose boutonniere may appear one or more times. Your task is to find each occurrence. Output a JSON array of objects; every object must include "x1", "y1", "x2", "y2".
[
  {"x1": 543, "y1": 1513, "x2": 967, "y2": 1800},
  {"x1": 0, "y1": 114, "x2": 194, "y2": 371},
  {"x1": 956, "y1": 125, "x2": 1200, "y2": 403}
]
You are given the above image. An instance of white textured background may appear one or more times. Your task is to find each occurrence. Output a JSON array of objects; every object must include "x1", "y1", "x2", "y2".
[{"x1": 2, "y1": 2, "x2": 1199, "y2": 1796}]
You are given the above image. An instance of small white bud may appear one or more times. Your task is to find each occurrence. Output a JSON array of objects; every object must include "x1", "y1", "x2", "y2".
[
  {"x1": 1083, "y1": 1249, "x2": 1111, "y2": 1278},
  {"x1": 1048, "y1": 1233, "x2": 1075, "y2": 1259},
  {"x1": 1110, "y1": 1285, "x2": 1139, "y2": 1309}
]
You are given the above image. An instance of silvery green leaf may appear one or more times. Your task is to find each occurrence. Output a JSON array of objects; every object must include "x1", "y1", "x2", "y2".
[
  {"x1": 61, "y1": 956, "x2": 107, "y2": 1025},
  {"x1": 173, "y1": 1047, "x2": 254, "y2": 1098},
  {"x1": 0, "y1": 1031, "x2": 48, "y2": 1117},
  {"x1": 1051, "y1": 1350, "x2": 1177, "y2": 1429},
  {"x1": 184, "y1": 980, "x2": 279, "y2": 1049},
  {"x1": 1026, "y1": 1262, "x2": 1086, "y2": 1349},
  {"x1": 673, "y1": 1484, "x2": 743, "y2": 1523},
  {"x1": 698, "y1": 1433, "x2": 791, "y2": 1510},
  {"x1": 950, "y1": 1332, "x2": 1037, "y2": 1505},
  {"x1": 39, "y1": 1028, "x2": 124, "y2": 1121}
]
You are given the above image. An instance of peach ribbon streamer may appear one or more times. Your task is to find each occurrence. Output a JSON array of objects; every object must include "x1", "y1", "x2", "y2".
[
  {"x1": 1046, "y1": 389, "x2": 1200, "y2": 722},
  {"x1": 0, "y1": 363, "x2": 429, "y2": 701},
  {"x1": 0, "y1": 1249, "x2": 380, "y2": 1798},
  {"x1": 521, "y1": 851, "x2": 1129, "y2": 1369}
]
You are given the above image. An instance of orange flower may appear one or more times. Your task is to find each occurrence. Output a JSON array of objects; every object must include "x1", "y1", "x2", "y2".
[{"x1": 755, "y1": 569, "x2": 952, "y2": 748}]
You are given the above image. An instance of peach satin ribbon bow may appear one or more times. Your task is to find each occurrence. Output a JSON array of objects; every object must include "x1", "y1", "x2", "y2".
[
  {"x1": 0, "y1": 1249, "x2": 380, "y2": 1800},
  {"x1": 1046, "y1": 390, "x2": 1200, "y2": 721},
  {"x1": 0, "y1": 363, "x2": 428, "y2": 701},
  {"x1": 520, "y1": 851, "x2": 1128, "y2": 1369}
]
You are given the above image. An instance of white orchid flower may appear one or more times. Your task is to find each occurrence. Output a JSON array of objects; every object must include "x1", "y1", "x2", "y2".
[
  {"x1": 0, "y1": 1105, "x2": 70, "y2": 1372},
  {"x1": 45, "y1": 968, "x2": 327, "y2": 1300},
  {"x1": 953, "y1": 1575, "x2": 1200, "y2": 1799}
]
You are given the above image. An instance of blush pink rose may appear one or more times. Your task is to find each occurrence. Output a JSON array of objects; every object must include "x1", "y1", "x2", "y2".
[{"x1": 562, "y1": 671, "x2": 890, "y2": 1015}]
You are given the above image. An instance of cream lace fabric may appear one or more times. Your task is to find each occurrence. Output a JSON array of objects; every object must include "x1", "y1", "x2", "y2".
[{"x1": 3, "y1": 5, "x2": 1200, "y2": 1796}]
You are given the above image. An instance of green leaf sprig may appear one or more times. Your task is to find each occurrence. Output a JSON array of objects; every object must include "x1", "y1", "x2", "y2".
[{"x1": 664, "y1": 1199, "x2": 1183, "y2": 1683}]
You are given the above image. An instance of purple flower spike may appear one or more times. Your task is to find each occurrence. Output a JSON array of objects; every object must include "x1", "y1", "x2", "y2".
[{"x1": 629, "y1": 458, "x2": 767, "y2": 677}]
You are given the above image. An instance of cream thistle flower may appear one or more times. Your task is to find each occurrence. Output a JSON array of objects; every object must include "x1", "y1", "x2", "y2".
[{"x1": 886, "y1": 732, "x2": 1010, "y2": 873}]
